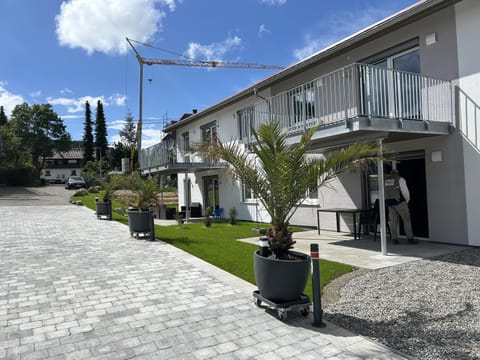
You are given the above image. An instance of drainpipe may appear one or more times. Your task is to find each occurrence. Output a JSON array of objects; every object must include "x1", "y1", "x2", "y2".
[{"x1": 377, "y1": 139, "x2": 387, "y2": 256}]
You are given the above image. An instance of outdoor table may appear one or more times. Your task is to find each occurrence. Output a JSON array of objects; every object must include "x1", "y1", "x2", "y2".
[{"x1": 317, "y1": 208, "x2": 366, "y2": 239}]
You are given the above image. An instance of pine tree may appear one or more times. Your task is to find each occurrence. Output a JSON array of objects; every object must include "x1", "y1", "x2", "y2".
[
  {"x1": 82, "y1": 101, "x2": 95, "y2": 165},
  {"x1": 94, "y1": 100, "x2": 108, "y2": 159},
  {"x1": 0, "y1": 106, "x2": 8, "y2": 126},
  {"x1": 119, "y1": 112, "x2": 137, "y2": 172}
]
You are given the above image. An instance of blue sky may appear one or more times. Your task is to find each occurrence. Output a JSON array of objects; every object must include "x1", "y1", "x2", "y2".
[{"x1": 0, "y1": 0, "x2": 418, "y2": 148}]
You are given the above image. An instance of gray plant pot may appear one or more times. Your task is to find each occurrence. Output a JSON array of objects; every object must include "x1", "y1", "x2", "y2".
[
  {"x1": 96, "y1": 201, "x2": 112, "y2": 220},
  {"x1": 253, "y1": 250, "x2": 311, "y2": 303},
  {"x1": 127, "y1": 210, "x2": 155, "y2": 240}
]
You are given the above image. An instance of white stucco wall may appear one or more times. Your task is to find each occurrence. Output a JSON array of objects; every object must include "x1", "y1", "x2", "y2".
[{"x1": 455, "y1": 0, "x2": 480, "y2": 246}]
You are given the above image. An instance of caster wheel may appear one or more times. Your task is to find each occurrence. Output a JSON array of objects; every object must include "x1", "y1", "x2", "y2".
[
  {"x1": 255, "y1": 298, "x2": 262, "y2": 307},
  {"x1": 277, "y1": 310, "x2": 287, "y2": 320},
  {"x1": 301, "y1": 308, "x2": 309, "y2": 317}
]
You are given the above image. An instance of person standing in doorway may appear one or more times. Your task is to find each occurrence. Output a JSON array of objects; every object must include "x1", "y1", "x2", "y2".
[{"x1": 384, "y1": 167, "x2": 418, "y2": 245}]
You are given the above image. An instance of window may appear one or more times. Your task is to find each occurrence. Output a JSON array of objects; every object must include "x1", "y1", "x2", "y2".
[
  {"x1": 71, "y1": 170, "x2": 77, "y2": 176},
  {"x1": 45, "y1": 170, "x2": 51, "y2": 176},
  {"x1": 308, "y1": 183, "x2": 318, "y2": 200},
  {"x1": 288, "y1": 83, "x2": 316, "y2": 126},
  {"x1": 238, "y1": 107, "x2": 254, "y2": 141},
  {"x1": 363, "y1": 45, "x2": 421, "y2": 119},
  {"x1": 201, "y1": 121, "x2": 217, "y2": 142},
  {"x1": 242, "y1": 181, "x2": 256, "y2": 202},
  {"x1": 181, "y1": 131, "x2": 190, "y2": 152}
]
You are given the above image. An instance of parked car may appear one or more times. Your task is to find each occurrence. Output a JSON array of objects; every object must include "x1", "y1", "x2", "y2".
[{"x1": 65, "y1": 176, "x2": 86, "y2": 190}]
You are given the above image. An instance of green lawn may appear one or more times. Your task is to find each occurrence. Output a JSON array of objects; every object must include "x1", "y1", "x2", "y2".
[{"x1": 73, "y1": 191, "x2": 353, "y2": 299}]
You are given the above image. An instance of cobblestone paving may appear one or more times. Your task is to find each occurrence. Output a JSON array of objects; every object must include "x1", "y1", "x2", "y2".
[{"x1": 0, "y1": 205, "x2": 406, "y2": 359}]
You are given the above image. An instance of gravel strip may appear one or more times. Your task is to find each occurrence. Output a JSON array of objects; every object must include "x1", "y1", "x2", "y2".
[{"x1": 324, "y1": 248, "x2": 480, "y2": 359}]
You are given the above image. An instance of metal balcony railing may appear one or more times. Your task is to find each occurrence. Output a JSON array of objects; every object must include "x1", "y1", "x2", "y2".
[
  {"x1": 140, "y1": 143, "x2": 176, "y2": 170},
  {"x1": 457, "y1": 87, "x2": 480, "y2": 151},
  {"x1": 237, "y1": 63, "x2": 453, "y2": 140}
]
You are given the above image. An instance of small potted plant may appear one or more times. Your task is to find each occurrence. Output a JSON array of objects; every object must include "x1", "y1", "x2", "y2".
[
  {"x1": 228, "y1": 206, "x2": 238, "y2": 225},
  {"x1": 95, "y1": 176, "x2": 121, "y2": 220},
  {"x1": 204, "y1": 206, "x2": 213, "y2": 227},
  {"x1": 126, "y1": 174, "x2": 160, "y2": 240},
  {"x1": 174, "y1": 211, "x2": 184, "y2": 224}
]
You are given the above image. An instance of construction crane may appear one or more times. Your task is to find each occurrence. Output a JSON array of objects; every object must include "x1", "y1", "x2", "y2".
[{"x1": 126, "y1": 37, "x2": 284, "y2": 170}]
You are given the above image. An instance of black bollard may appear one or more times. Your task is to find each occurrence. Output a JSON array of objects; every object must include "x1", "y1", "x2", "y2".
[
  {"x1": 258, "y1": 236, "x2": 270, "y2": 257},
  {"x1": 311, "y1": 243, "x2": 326, "y2": 328},
  {"x1": 148, "y1": 210, "x2": 155, "y2": 241}
]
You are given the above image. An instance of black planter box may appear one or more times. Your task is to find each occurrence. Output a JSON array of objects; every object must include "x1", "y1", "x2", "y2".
[
  {"x1": 127, "y1": 210, "x2": 155, "y2": 240},
  {"x1": 95, "y1": 201, "x2": 112, "y2": 220}
]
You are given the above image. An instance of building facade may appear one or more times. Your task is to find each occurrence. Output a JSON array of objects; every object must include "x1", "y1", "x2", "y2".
[
  {"x1": 141, "y1": 0, "x2": 480, "y2": 247},
  {"x1": 40, "y1": 148, "x2": 84, "y2": 184}
]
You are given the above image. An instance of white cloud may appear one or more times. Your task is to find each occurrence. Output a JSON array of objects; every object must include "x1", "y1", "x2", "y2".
[
  {"x1": 47, "y1": 94, "x2": 126, "y2": 113},
  {"x1": 60, "y1": 88, "x2": 73, "y2": 94},
  {"x1": 258, "y1": 24, "x2": 271, "y2": 37},
  {"x1": 260, "y1": 0, "x2": 287, "y2": 5},
  {"x1": 30, "y1": 90, "x2": 42, "y2": 98},
  {"x1": 55, "y1": 0, "x2": 180, "y2": 55},
  {"x1": 185, "y1": 36, "x2": 242, "y2": 62},
  {"x1": 141, "y1": 125, "x2": 164, "y2": 148},
  {"x1": 0, "y1": 82, "x2": 26, "y2": 117},
  {"x1": 293, "y1": 7, "x2": 393, "y2": 61}
]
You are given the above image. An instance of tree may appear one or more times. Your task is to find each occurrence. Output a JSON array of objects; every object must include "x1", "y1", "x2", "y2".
[
  {"x1": 94, "y1": 100, "x2": 108, "y2": 160},
  {"x1": 10, "y1": 103, "x2": 71, "y2": 173},
  {"x1": 0, "y1": 106, "x2": 7, "y2": 126},
  {"x1": 203, "y1": 121, "x2": 378, "y2": 259},
  {"x1": 82, "y1": 101, "x2": 95, "y2": 165},
  {"x1": 109, "y1": 141, "x2": 131, "y2": 170},
  {"x1": 0, "y1": 125, "x2": 31, "y2": 167},
  {"x1": 119, "y1": 112, "x2": 137, "y2": 172}
]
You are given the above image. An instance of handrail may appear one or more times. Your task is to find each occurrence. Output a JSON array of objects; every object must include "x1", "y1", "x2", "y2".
[{"x1": 456, "y1": 86, "x2": 480, "y2": 150}]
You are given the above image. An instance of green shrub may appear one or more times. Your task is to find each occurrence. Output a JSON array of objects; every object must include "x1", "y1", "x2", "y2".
[
  {"x1": 0, "y1": 165, "x2": 38, "y2": 186},
  {"x1": 228, "y1": 206, "x2": 238, "y2": 225}
]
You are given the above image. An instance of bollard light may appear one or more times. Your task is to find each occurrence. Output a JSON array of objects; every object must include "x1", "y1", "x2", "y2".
[{"x1": 258, "y1": 236, "x2": 270, "y2": 257}]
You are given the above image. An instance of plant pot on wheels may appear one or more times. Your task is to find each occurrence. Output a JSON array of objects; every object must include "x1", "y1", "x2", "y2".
[
  {"x1": 253, "y1": 250, "x2": 311, "y2": 303},
  {"x1": 127, "y1": 209, "x2": 155, "y2": 241},
  {"x1": 96, "y1": 201, "x2": 112, "y2": 220}
]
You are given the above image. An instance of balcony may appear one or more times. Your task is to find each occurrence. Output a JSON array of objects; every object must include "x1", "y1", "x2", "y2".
[
  {"x1": 140, "y1": 142, "x2": 228, "y2": 174},
  {"x1": 237, "y1": 63, "x2": 453, "y2": 146}
]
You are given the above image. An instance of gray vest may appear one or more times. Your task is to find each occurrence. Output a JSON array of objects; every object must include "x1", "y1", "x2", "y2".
[{"x1": 384, "y1": 174, "x2": 401, "y2": 201}]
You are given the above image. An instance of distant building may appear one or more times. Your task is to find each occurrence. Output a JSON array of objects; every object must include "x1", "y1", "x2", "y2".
[{"x1": 40, "y1": 148, "x2": 84, "y2": 183}]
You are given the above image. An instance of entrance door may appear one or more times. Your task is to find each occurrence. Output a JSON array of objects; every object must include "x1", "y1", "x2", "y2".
[
  {"x1": 396, "y1": 157, "x2": 429, "y2": 238},
  {"x1": 203, "y1": 176, "x2": 219, "y2": 211},
  {"x1": 366, "y1": 152, "x2": 429, "y2": 239}
]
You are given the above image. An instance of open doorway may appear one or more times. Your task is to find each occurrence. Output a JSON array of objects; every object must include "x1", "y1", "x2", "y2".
[
  {"x1": 366, "y1": 151, "x2": 429, "y2": 239},
  {"x1": 396, "y1": 156, "x2": 429, "y2": 238}
]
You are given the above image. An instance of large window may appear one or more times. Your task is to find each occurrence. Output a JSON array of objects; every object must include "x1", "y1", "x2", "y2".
[
  {"x1": 201, "y1": 121, "x2": 217, "y2": 142},
  {"x1": 365, "y1": 46, "x2": 421, "y2": 119}
]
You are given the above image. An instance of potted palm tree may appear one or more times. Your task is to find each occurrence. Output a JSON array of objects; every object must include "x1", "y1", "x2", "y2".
[
  {"x1": 203, "y1": 121, "x2": 378, "y2": 303},
  {"x1": 126, "y1": 174, "x2": 159, "y2": 240},
  {"x1": 96, "y1": 175, "x2": 124, "y2": 220}
]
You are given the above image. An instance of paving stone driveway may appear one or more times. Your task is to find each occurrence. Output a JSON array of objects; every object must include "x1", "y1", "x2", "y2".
[{"x1": 0, "y1": 204, "x2": 406, "y2": 360}]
